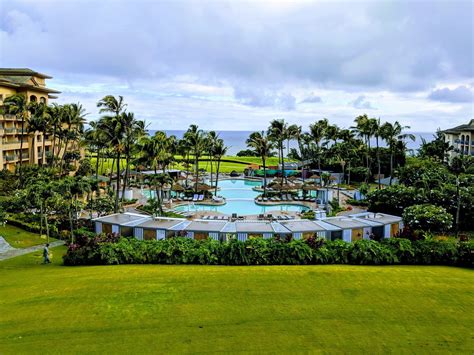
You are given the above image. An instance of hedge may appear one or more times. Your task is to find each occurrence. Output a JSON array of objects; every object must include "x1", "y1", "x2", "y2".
[{"x1": 63, "y1": 235, "x2": 473, "y2": 267}]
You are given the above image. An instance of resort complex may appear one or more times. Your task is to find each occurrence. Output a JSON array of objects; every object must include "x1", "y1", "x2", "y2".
[{"x1": 0, "y1": 0, "x2": 473, "y2": 352}]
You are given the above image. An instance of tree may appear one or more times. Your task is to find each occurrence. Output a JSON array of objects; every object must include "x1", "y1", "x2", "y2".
[
  {"x1": 402, "y1": 204, "x2": 453, "y2": 233},
  {"x1": 213, "y1": 139, "x2": 228, "y2": 196},
  {"x1": 28, "y1": 102, "x2": 51, "y2": 165},
  {"x1": 352, "y1": 114, "x2": 373, "y2": 183},
  {"x1": 268, "y1": 119, "x2": 289, "y2": 184},
  {"x1": 146, "y1": 173, "x2": 173, "y2": 215},
  {"x1": 246, "y1": 132, "x2": 273, "y2": 197},
  {"x1": 184, "y1": 125, "x2": 207, "y2": 193},
  {"x1": 418, "y1": 130, "x2": 453, "y2": 162},
  {"x1": 97, "y1": 96, "x2": 127, "y2": 212},
  {"x1": 381, "y1": 121, "x2": 415, "y2": 185},
  {"x1": 309, "y1": 119, "x2": 329, "y2": 174},
  {"x1": 0, "y1": 94, "x2": 31, "y2": 178}
]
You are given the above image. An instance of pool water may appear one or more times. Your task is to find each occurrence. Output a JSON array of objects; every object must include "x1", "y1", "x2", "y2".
[{"x1": 172, "y1": 179, "x2": 309, "y2": 215}]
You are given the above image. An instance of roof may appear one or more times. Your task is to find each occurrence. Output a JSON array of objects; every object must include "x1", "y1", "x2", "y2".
[
  {"x1": 235, "y1": 221, "x2": 274, "y2": 233},
  {"x1": 0, "y1": 68, "x2": 60, "y2": 94},
  {"x1": 441, "y1": 119, "x2": 474, "y2": 134},
  {"x1": 280, "y1": 220, "x2": 327, "y2": 232},
  {"x1": 137, "y1": 218, "x2": 185, "y2": 230},
  {"x1": 93, "y1": 212, "x2": 150, "y2": 225},
  {"x1": 352, "y1": 212, "x2": 402, "y2": 225},
  {"x1": 323, "y1": 217, "x2": 372, "y2": 229},
  {"x1": 0, "y1": 68, "x2": 52, "y2": 79},
  {"x1": 184, "y1": 220, "x2": 227, "y2": 232}
]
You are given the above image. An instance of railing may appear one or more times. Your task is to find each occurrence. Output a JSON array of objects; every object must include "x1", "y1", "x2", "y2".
[
  {"x1": 3, "y1": 128, "x2": 17, "y2": 134},
  {"x1": 2, "y1": 141, "x2": 21, "y2": 145},
  {"x1": 5, "y1": 155, "x2": 18, "y2": 162}
]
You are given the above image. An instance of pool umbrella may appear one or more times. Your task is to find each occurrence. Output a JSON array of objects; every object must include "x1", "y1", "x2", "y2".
[{"x1": 172, "y1": 184, "x2": 185, "y2": 191}]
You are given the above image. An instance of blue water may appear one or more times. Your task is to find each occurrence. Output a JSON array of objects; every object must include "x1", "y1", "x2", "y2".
[
  {"x1": 154, "y1": 130, "x2": 434, "y2": 155},
  {"x1": 173, "y1": 178, "x2": 309, "y2": 215}
]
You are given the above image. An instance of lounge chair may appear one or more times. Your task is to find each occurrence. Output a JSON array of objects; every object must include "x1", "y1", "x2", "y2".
[
  {"x1": 258, "y1": 214, "x2": 264, "y2": 220},
  {"x1": 198, "y1": 194, "x2": 204, "y2": 201},
  {"x1": 192, "y1": 194, "x2": 198, "y2": 201},
  {"x1": 232, "y1": 213, "x2": 237, "y2": 220},
  {"x1": 263, "y1": 198, "x2": 268, "y2": 202}
]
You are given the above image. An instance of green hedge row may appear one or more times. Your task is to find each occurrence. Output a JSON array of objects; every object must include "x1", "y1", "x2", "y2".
[{"x1": 63, "y1": 236, "x2": 473, "y2": 267}]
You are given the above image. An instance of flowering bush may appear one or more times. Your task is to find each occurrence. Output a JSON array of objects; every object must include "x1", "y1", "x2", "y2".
[{"x1": 402, "y1": 204, "x2": 453, "y2": 232}]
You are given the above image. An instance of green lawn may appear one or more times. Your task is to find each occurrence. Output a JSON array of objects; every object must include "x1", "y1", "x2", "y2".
[
  {"x1": 89, "y1": 155, "x2": 291, "y2": 175},
  {"x1": 0, "y1": 224, "x2": 56, "y2": 248},
  {"x1": 0, "y1": 248, "x2": 472, "y2": 354}
]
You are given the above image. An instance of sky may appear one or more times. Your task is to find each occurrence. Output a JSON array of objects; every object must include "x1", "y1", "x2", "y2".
[{"x1": 0, "y1": 0, "x2": 473, "y2": 132}]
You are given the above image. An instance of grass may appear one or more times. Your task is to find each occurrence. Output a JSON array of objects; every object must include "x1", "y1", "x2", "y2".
[
  {"x1": 0, "y1": 248, "x2": 473, "y2": 354},
  {"x1": 0, "y1": 224, "x2": 56, "y2": 248},
  {"x1": 89, "y1": 155, "x2": 292, "y2": 175}
]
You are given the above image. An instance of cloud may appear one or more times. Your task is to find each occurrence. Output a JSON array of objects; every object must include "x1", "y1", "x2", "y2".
[
  {"x1": 428, "y1": 85, "x2": 473, "y2": 103},
  {"x1": 0, "y1": 0, "x2": 472, "y2": 131},
  {"x1": 233, "y1": 87, "x2": 296, "y2": 111},
  {"x1": 300, "y1": 94, "x2": 322, "y2": 104},
  {"x1": 349, "y1": 95, "x2": 376, "y2": 110}
]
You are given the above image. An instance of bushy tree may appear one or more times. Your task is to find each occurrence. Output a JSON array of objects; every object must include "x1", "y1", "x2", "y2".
[{"x1": 402, "y1": 204, "x2": 453, "y2": 233}]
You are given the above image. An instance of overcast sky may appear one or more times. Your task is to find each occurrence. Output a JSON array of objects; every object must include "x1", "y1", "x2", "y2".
[{"x1": 1, "y1": 0, "x2": 473, "y2": 131}]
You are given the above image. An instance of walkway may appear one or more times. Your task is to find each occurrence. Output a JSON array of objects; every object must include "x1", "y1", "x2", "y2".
[{"x1": 0, "y1": 239, "x2": 65, "y2": 261}]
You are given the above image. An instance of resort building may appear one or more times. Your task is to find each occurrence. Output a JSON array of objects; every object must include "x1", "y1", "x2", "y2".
[
  {"x1": 93, "y1": 212, "x2": 403, "y2": 243},
  {"x1": 0, "y1": 68, "x2": 81, "y2": 171},
  {"x1": 442, "y1": 119, "x2": 474, "y2": 159}
]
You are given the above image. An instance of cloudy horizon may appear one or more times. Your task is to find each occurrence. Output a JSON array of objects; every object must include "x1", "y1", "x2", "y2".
[{"x1": 0, "y1": 0, "x2": 473, "y2": 132}]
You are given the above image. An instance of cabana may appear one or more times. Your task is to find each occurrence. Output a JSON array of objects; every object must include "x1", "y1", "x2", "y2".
[
  {"x1": 322, "y1": 217, "x2": 379, "y2": 242},
  {"x1": 134, "y1": 218, "x2": 186, "y2": 240},
  {"x1": 233, "y1": 221, "x2": 284, "y2": 241},
  {"x1": 279, "y1": 220, "x2": 329, "y2": 240},
  {"x1": 93, "y1": 213, "x2": 150, "y2": 236},
  {"x1": 182, "y1": 220, "x2": 228, "y2": 240},
  {"x1": 352, "y1": 212, "x2": 403, "y2": 238}
]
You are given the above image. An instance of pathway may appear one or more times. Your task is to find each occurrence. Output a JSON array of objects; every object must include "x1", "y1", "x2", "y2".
[{"x1": 0, "y1": 239, "x2": 65, "y2": 261}]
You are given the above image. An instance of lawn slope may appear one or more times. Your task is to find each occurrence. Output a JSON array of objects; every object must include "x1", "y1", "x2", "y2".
[{"x1": 0, "y1": 248, "x2": 472, "y2": 354}]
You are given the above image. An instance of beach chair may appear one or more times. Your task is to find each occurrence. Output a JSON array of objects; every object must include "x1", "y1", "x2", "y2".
[
  {"x1": 232, "y1": 213, "x2": 237, "y2": 220},
  {"x1": 192, "y1": 194, "x2": 198, "y2": 201},
  {"x1": 198, "y1": 194, "x2": 204, "y2": 201},
  {"x1": 263, "y1": 197, "x2": 268, "y2": 202}
]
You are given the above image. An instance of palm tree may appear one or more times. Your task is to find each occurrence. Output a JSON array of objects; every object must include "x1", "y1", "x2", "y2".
[
  {"x1": 28, "y1": 102, "x2": 51, "y2": 165},
  {"x1": 0, "y1": 94, "x2": 31, "y2": 177},
  {"x1": 121, "y1": 113, "x2": 146, "y2": 202},
  {"x1": 213, "y1": 139, "x2": 228, "y2": 195},
  {"x1": 381, "y1": 121, "x2": 415, "y2": 185},
  {"x1": 268, "y1": 119, "x2": 288, "y2": 183},
  {"x1": 147, "y1": 173, "x2": 173, "y2": 216},
  {"x1": 48, "y1": 103, "x2": 63, "y2": 167},
  {"x1": 206, "y1": 131, "x2": 219, "y2": 188},
  {"x1": 97, "y1": 96, "x2": 127, "y2": 212},
  {"x1": 184, "y1": 125, "x2": 207, "y2": 193},
  {"x1": 309, "y1": 118, "x2": 329, "y2": 174},
  {"x1": 352, "y1": 114, "x2": 372, "y2": 183},
  {"x1": 246, "y1": 131, "x2": 273, "y2": 197},
  {"x1": 58, "y1": 103, "x2": 86, "y2": 174},
  {"x1": 97, "y1": 114, "x2": 126, "y2": 212},
  {"x1": 371, "y1": 118, "x2": 383, "y2": 189},
  {"x1": 84, "y1": 120, "x2": 109, "y2": 179}
]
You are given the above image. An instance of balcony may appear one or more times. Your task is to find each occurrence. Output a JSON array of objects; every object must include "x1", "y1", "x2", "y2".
[
  {"x1": 4, "y1": 155, "x2": 18, "y2": 162},
  {"x1": 3, "y1": 128, "x2": 17, "y2": 134}
]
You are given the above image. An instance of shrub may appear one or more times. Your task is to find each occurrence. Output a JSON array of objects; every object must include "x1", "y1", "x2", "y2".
[
  {"x1": 63, "y1": 235, "x2": 473, "y2": 267},
  {"x1": 349, "y1": 240, "x2": 397, "y2": 265},
  {"x1": 403, "y1": 204, "x2": 453, "y2": 233}
]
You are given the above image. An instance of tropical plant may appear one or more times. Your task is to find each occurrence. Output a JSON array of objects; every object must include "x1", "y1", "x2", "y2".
[{"x1": 246, "y1": 131, "x2": 274, "y2": 196}]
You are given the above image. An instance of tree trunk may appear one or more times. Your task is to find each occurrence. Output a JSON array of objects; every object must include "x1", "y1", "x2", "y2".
[
  {"x1": 95, "y1": 148, "x2": 100, "y2": 179},
  {"x1": 19, "y1": 118, "x2": 24, "y2": 178},
  {"x1": 121, "y1": 153, "x2": 130, "y2": 203},
  {"x1": 389, "y1": 148, "x2": 394, "y2": 186},
  {"x1": 215, "y1": 158, "x2": 221, "y2": 196},
  {"x1": 376, "y1": 136, "x2": 381, "y2": 190},
  {"x1": 50, "y1": 125, "x2": 57, "y2": 167},
  {"x1": 194, "y1": 155, "x2": 199, "y2": 193},
  {"x1": 41, "y1": 131, "x2": 46, "y2": 166},
  {"x1": 347, "y1": 161, "x2": 351, "y2": 186},
  {"x1": 39, "y1": 202, "x2": 44, "y2": 237},
  {"x1": 262, "y1": 156, "x2": 267, "y2": 197},
  {"x1": 115, "y1": 151, "x2": 121, "y2": 213}
]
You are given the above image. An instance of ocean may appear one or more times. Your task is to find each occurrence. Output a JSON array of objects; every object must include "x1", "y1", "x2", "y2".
[{"x1": 151, "y1": 130, "x2": 435, "y2": 156}]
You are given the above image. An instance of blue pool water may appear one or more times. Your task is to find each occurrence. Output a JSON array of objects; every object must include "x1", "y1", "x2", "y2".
[{"x1": 173, "y1": 179, "x2": 309, "y2": 215}]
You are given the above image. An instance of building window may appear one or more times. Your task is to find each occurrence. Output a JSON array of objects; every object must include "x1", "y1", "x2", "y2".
[
  {"x1": 30, "y1": 95, "x2": 37, "y2": 102},
  {"x1": 40, "y1": 97, "x2": 46, "y2": 103}
]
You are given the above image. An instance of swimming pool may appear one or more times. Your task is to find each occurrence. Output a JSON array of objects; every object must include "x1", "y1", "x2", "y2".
[{"x1": 173, "y1": 179, "x2": 309, "y2": 215}]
